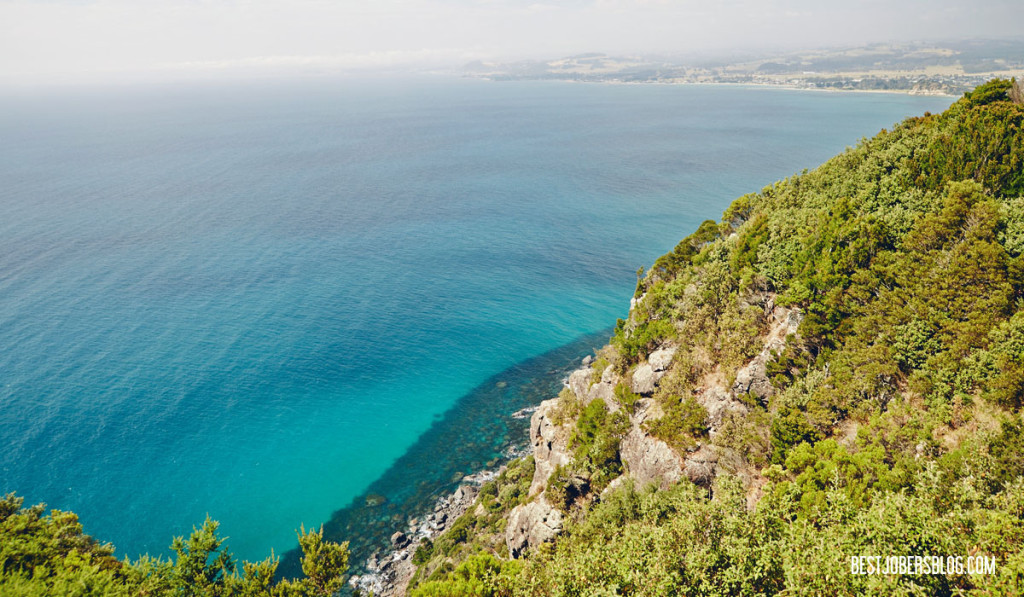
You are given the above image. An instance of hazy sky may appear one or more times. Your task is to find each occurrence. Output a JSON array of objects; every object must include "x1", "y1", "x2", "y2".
[{"x1": 1, "y1": 0, "x2": 1021, "y2": 84}]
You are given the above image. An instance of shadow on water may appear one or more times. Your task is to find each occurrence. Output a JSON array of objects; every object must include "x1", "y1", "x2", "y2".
[{"x1": 278, "y1": 328, "x2": 612, "y2": 578}]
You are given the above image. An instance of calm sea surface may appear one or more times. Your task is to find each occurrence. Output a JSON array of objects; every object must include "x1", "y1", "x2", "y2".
[{"x1": 0, "y1": 77, "x2": 952, "y2": 564}]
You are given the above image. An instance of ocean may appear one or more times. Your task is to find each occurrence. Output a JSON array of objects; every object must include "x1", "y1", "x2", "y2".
[{"x1": 0, "y1": 76, "x2": 952, "y2": 566}]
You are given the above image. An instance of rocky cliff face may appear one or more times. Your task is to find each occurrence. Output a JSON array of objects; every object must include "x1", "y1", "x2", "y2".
[
  {"x1": 503, "y1": 395, "x2": 570, "y2": 558},
  {"x1": 503, "y1": 298, "x2": 802, "y2": 558},
  {"x1": 505, "y1": 499, "x2": 564, "y2": 559}
]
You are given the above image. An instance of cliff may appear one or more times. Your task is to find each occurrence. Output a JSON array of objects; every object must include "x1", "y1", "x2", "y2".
[{"x1": 503, "y1": 299, "x2": 803, "y2": 559}]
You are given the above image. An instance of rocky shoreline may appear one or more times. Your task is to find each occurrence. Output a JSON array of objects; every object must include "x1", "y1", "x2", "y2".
[
  {"x1": 347, "y1": 445, "x2": 530, "y2": 596},
  {"x1": 348, "y1": 483, "x2": 481, "y2": 596}
]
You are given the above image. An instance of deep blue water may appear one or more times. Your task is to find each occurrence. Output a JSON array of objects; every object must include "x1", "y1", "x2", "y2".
[{"x1": 0, "y1": 77, "x2": 952, "y2": 564}]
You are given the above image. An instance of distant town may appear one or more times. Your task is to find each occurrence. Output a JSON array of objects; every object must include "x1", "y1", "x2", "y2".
[{"x1": 464, "y1": 39, "x2": 1024, "y2": 95}]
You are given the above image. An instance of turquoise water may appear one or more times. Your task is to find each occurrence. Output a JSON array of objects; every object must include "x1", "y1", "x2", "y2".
[{"x1": 0, "y1": 77, "x2": 952, "y2": 564}]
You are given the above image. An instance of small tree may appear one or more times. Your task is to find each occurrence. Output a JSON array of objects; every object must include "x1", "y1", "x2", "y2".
[
  {"x1": 170, "y1": 517, "x2": 236, "y2": 596},
  {"x1": 297, "y1": 525, "x2": 350, "y2": 597}
]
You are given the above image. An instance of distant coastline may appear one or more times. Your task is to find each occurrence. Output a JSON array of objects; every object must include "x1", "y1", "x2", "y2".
[
  {"x1": 473, "y1": 76, "x2": 962, "y2": 97},
  {"x1": 462, "y1": 40, "x2": 1023, "y2": 97}
]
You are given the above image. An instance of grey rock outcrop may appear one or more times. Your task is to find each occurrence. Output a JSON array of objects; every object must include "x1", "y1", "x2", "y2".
[
  {"x1": 499, "y1": 301, "x2": 806, "y2": 575},
  {"x1": 732, "y1": 305, "x2": 803, "y2": 400},
  {"x1": 731, "y1": 353, "x2": 774, "y2": 400},
  {"x1": 587, "y1": 380, "x2": 616, "y2": 407},
  {"x1": 648, "y1": 346, "x2": 676, "y2": 372},
  {"x1": 697, "y1": 385, "x2": 743, "y2": 435},
  {"x1": 528, "y1": 399, "x2": 571, "y2": 496},
  {"x1": 620, "y1": 426, "x2": 684, "y2": 489},
  {"x1": 630, "y1": 345, "x2": 677, "y2": 395},
  {"x1": 682, "y1": 445, "x2": 718, "y2": 485},
  {"x1": 631, "y1": 363, "x2": 659, "y2": 395},
  {"x1": 568, "y1": 368, "x2": 592, "y2": 405},
  {"x1": 505, "y1": 498, "x2": 564, "y2": 558}
]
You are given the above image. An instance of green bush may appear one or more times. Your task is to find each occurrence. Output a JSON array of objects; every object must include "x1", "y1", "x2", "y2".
[
  {"x1": 409, "y1": 554, "x2": 521, "y2": 597},
  {"x1": 412, "y1": 539, "x2": 434, "y2": 566},
  {"x1": 589, "y1": 357, "x2": 610, "y2": 386},
  {"x1": 769, "y1": 407, "x2": 822, "y2": 465},
  {"x1": 646, "y1": 395, "x2": 709, "y2": 451},
  {"x1": 570, "y1": 399, "x2": 630, "y2": 491},
  {"x1": 613, "y1": 383, "x2": 641, "y2": 413}
]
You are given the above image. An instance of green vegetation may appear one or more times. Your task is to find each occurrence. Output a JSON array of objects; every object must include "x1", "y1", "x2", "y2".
[
  {"x1": 589, "y1": 357, "x2": 610, "y2": 386},
  {"x1": 547, "y1": 398, "x2": 630, "y2": 509},
  {"x1": 645, "y1": 395, "x2": 709, "y2": 451},
  {"x1": 410, "y1": 554, "x2": 521, "y2": 597},
  {"x1": 516, "y1": 470, "x2": 1024, "y2": 596},
  {"x1": 413, "y1": 81, "x2": 1024, "y2": 595},
  {"x1": 0, "y1": 493, "x2": 349, "y2": 597},
  {"x1": 612, "y1": 383, "x2": 641, "y2": 413},
  {"x1": 548, "y1": 387, "x2": 581, "y2": 426},
  {"x1": 569, "y1": 399, "x2": 630, "y2": 488}
]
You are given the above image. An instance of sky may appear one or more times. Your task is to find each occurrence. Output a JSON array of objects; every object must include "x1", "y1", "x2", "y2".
[{"x1": 0, "y1": 0, "x2": 1021, "y2": 85}]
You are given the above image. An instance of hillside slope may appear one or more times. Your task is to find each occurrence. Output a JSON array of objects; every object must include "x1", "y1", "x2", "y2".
[{"x1": 406, "y1": 78, "x2": 1024, "y2": 596}]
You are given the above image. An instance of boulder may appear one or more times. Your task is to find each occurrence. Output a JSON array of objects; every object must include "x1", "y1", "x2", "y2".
[
  {"x1": 505, "y1": 499, "x2": 563, "y2": 558},
  {"x1": 619, "y1": 427, "x2": 684, "y2": 489},
  {"x1": 683, "y1": 445, "x2": 718, "y2": 486},
  {"x1": 698, "y1": 385, "x2": 743, "y2": 434},
  {"x1": 568, "y1": 367, "x2": 591, "y2": 402},
  {"x1": 390, "y1": 531, "x2": 408, "y2": 549},
  {"x1": 600, "y1": 474, "x2": 629, "y2": 498},
  {"x1": 648, "y1": 346, "x2": 677, "y2": 372},
  {"x1": 453, "y1": 485, "x2": 478, "y2": 506},
  {"x1": 631, "y1": 363, "x2": 658, "y2": 395},
  {"x1": 731, "y1": 306, "x2": 803, "y2": 401},
  {"x1": 587, "y1": 381, "x2": 616, "y2": 409},
  {"x1": 776, "y1": 305, "x2": 804, "y2": 335},
  {"x1": 528, "y1": 399, "x2": 571, "y2": 495},
  {"x1": 732, "y1": 353, "x2": 774, "y2": 400}
]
